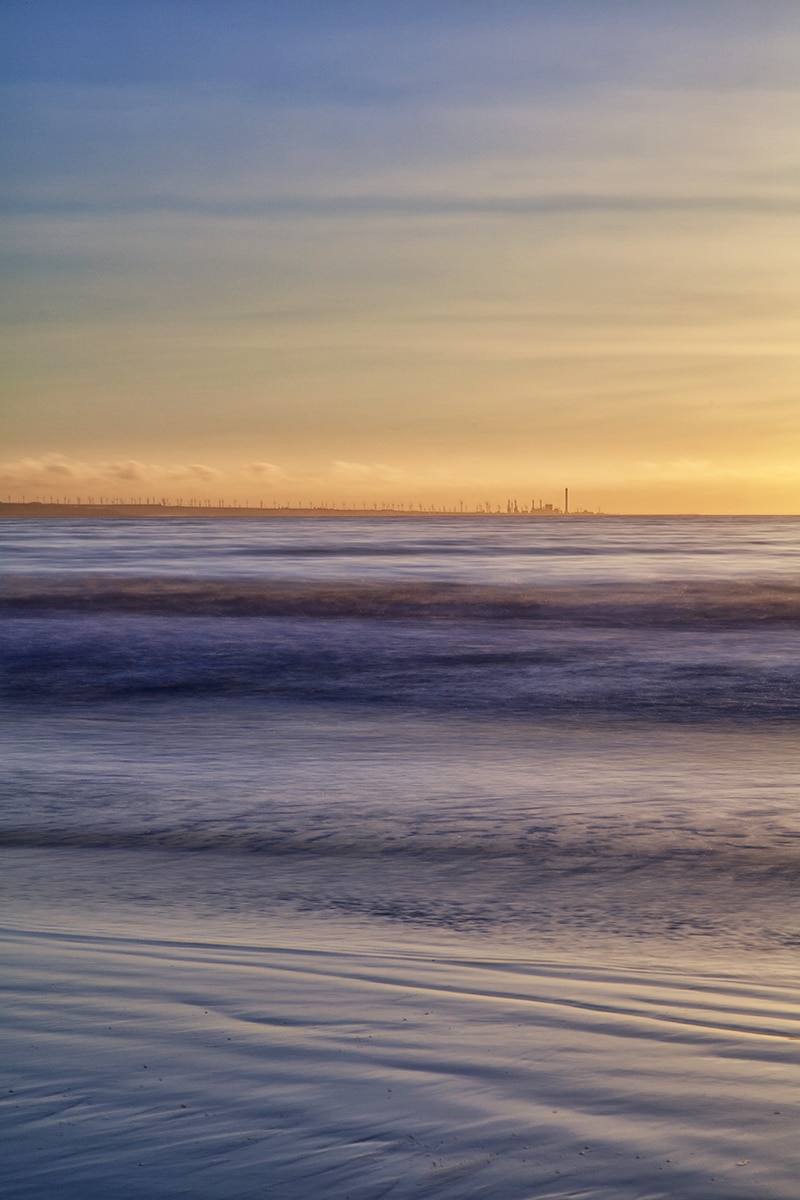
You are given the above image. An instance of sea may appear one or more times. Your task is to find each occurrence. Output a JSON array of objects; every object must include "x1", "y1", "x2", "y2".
[{"x1": 1, "y1": 514, "x2": 798, "y2": 1198}]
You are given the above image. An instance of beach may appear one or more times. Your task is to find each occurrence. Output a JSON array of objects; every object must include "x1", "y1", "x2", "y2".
[
  {"x1": 1, "y1": 515, "x2": 799, "y2": 1197},
  {"x1": 3, "y1": 909, "x2": 798, "y2": 1200}
]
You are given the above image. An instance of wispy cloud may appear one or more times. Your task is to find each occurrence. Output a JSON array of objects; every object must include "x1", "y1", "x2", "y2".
[
  {"x1": 0, "y1": 454, "x2": 222, "y2": 490},
  {"x1": 634, "y1": 457, "x2": 800, "y2": 484},
  {"x1": 0, "y1": 454, "x2": 84, "y2": 482},
  {"x1": 6, "y1": 193, "x2": 798, "y2": 219},
  {"x1": 247, "y1": 461, "x2": 287, "y2": 480},
  {"x1": 331, "y1": 461, "x2": 404, "y2": 484}
]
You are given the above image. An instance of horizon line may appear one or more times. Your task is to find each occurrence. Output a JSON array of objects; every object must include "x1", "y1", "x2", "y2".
[{"x1": 2, "y1": 501, "x2": 799, "y2": 520}]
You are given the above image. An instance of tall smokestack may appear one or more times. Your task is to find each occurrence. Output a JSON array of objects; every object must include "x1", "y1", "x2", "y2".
[{"x1": 564, "y1": 487, "x2": 569, "y2": 515}]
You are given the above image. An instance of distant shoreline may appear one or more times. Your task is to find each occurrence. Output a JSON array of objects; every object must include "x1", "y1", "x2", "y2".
[
  {"x1": 1, "y1": 503, "x2": 797, "y2": 519},
  {"x1": 0, "y1": 502, "x2": 598, "y2": 519}
]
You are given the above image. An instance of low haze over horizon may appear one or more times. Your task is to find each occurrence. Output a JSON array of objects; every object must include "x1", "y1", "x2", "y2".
[{"x1": 2, "y1": 1, "x2": 799, "y2": 514}]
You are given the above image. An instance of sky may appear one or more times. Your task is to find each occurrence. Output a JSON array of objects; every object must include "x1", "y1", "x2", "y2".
[{"x1": 2, "y1": 0, "x2": 799, "y2": 513}]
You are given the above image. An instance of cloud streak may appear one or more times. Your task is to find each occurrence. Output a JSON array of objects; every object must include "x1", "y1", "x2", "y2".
[
  {"x1": 5, "y1": 193, "x2": 798, "y2": 219},
  {"x1": 0, "y1": 455, "x2": 223, "y2": 490}
]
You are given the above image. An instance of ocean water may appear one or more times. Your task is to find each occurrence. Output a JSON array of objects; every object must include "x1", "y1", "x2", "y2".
[
  {"x1": 1, "y1": 513, "x2": 799, "y2": 954},
  {"x1": 1, "y1": 515, "x2": 799, "y2": 1198},
  {"x1": 1, "y1": 515, "x2": 799, "y2": 947}
]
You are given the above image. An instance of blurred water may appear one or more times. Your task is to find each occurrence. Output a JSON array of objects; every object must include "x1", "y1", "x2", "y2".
[
  {"x1": 2, "y1": 513, "x2": 800, "y2": 581},
  {"x1": 1, "y1": 515, "x2": 798, "y2": 961}
]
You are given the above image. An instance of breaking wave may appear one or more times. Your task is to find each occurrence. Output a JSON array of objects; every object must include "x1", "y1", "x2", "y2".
[{"x1": 3, "y1": 576, "x2": 800, "y2": 626}]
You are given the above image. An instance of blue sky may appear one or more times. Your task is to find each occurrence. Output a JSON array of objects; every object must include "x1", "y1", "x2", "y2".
[{"x1": 2, "y1": 1, "x2": 799, "y2": 510}]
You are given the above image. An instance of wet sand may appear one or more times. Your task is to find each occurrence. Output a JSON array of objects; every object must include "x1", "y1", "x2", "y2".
[{"x1": 2, "y1": 915, "x2": 797, "y2": 1200}]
